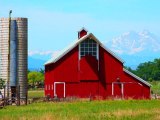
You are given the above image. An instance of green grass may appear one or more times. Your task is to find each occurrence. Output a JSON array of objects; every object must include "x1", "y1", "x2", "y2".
[
  {"x1": 0, "y1": 100, "x2": 160, "y2": 120},
  {"x1": 150, "y1": 81, "x2": 160, "y2": 95},
  {"x1": 28, "y1": 89, "x2": 44, "y2": 98}
]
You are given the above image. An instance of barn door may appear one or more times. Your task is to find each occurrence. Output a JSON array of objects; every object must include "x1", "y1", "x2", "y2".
[
  {"x1": 112, "y1": 82, "x2": 124, "y2": 99},
  {"x1": 54, "y1": 82, "x2": 65, "y2": 98}
]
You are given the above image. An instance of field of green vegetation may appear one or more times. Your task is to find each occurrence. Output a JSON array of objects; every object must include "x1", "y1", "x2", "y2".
[
  {"x1": 0, "y1": 100, "x2": 160, "y2": 120},
  {"x1": 28, "y1": 89, "x2": 44, "y2": 98}
]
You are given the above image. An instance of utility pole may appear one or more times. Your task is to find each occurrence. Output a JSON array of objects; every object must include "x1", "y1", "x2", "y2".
[{"x1": 7, "y1": 10, "x2": 12, "y2": 98}]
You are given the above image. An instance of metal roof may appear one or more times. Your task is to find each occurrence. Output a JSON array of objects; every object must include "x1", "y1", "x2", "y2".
[
  {"x1": 123, "y1": 68, "x2": 152, "y2": 87},
  {"x1": 45, "y1": 33, "x2": 124, "y2": 65}
]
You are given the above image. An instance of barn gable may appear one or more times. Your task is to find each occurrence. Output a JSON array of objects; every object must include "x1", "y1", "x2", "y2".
[{"x1": 45, "y1": 33, "x2": 124, "y2": 65}]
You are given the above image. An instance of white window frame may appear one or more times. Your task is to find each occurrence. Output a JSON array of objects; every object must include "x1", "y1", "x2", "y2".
[
  {"x1": 79, "y1": 39, "x2": 99, "y2": 60},
  {"x1": 54, "y1": 82, "x2": 66, "y2": 98},
  {"x1": 97, "y1": 43, "x2": 99, "y2": 60}
]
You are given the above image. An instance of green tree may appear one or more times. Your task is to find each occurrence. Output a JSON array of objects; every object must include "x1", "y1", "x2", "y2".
[
  {"x1": 134, "y1": 58, "x2": 160, "y2": 81},
  {"x1": 0, "y1": 78, "x2": 5, "y2": 89},
  {"x1": 28, "y1": 71, "x2": 44, "y2": 88},
  {"x1": 39, "y1": 68, "x2": 44, "y2": 74}
]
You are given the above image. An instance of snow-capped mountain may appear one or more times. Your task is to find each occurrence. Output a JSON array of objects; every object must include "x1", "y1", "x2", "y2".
[
  {"x1": 106, "y1": 30, "x2": 160, "y2": 69},
  {"x1": 108, "y1": 30, "x2": 160, "y2": 55}
]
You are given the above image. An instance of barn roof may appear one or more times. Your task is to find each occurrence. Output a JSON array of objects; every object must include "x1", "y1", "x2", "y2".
[
  {"x1": 45, "y1": 33, "x2": 124, "y2": 65},
  {"x1": 123, "y1": 68, "x2": 152, "y2": 87}
]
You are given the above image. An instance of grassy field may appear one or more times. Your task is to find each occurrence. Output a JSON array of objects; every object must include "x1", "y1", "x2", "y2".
[
  {"x1": 28, "y1": 89, "x2": 44, "y2": 98},
  {"x1": 0, "y1": 100, "x2": 160, "y2": 120}
]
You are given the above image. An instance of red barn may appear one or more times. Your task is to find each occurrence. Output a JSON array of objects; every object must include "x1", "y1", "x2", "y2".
[{"x1": 44, "y1": 28, "x2": 151, "y2": 99}]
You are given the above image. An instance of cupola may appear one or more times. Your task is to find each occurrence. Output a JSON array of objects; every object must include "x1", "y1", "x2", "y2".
[{"x1": 78, "y1": 27, "x2": 88, "y2": 39}]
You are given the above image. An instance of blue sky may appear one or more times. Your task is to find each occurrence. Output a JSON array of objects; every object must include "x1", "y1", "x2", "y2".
[{"x1": 0, "y1": 0, "x2": 160, "y2": 55}]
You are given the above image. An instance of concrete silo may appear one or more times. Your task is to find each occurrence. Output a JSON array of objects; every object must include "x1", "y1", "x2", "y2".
[{"x1": 0, "y1": 18, "x2": 28, "y2": 102}]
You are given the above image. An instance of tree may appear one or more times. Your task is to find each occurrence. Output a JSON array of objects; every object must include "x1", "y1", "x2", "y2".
[
  {"x1": 39, "y1": 68, "x2": 44, "y2": 74},
  {"x1": 28, "y1": 71, "x2": 44, "y2": 88},
  {"x1": 0, "y1": 78, "x2": 5, "y2": 89},
  {"x1": 130, "y1": 58, "x2": 160, "y2": 81},
  {"x1": 125, "y1": 58, "x2": 160, "y2": 81}
]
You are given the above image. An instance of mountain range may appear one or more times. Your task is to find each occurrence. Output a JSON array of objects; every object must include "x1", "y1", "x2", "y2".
[{"x1": 28, "y1": 30, "x2": 160, "y2": 70}]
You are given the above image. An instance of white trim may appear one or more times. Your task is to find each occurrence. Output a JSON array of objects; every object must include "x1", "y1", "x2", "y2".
[
  {"x1": 54, "y1": 82, "x2": 66, "y2": 98},
  {"x1": 123, "y1": 68, "x2": 151, "y2": 87},
  {"x1": 96, "y1": 43, "x2": 99, "y2": 60},
  {"x1": 112, "y1": 83, "x2": 114, "y2": 96},
  {"x1": 112, "y1": 82, "x2": 124, "y2": 99},
  {"x1": 121, "y1": 83, "x2": 124, "y2": 99},
  {"x1": 45, "y1": 33, "x2": 124, "y2": 65}
]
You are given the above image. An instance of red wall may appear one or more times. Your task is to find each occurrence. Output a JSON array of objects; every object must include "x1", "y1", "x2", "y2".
[
  {"x1": 79, "y1": 55, "x2": 99, "y2": 80},
  {"x1": 122, "y1": 72, "x2": 150, "y2": 99},
  {"x1": 98, "y1": 46, "x2": 124, "y2": 97},
  {"x1": 45, "y1": 43, "x2": 151, "y2": 99}
]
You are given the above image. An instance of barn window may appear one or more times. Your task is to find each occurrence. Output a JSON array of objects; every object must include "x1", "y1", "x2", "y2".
[{"x1": 79, "y1": 39, "x2": 98, "y2": 59}]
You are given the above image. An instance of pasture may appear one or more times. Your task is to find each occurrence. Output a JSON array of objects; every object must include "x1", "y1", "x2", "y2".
[{"x1": 0, "y1": 100, "x2": 160, "y2": 120}]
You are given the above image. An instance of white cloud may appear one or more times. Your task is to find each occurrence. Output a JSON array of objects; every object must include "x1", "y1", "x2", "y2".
[
  {"x1": 28, "y1": 50, "x2": 54, "y2": 56},
  {"x1": 28, "y1": 50, "x2": 61, "y2": 59},
  {"x1": 112, "y1": 49, "x2": 124, "y2": 54}
]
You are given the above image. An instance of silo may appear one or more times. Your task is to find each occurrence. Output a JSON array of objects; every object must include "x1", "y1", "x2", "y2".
[
  {"x1": 0, "y1": 18, "x2": 28, "y2": 102},
  {"x1": 16, "y1": 18, "x2": 28, "y2": 101}
]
